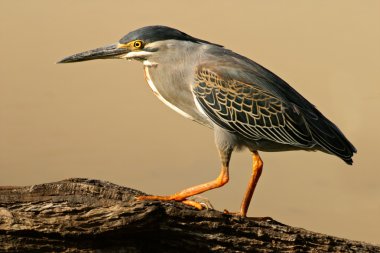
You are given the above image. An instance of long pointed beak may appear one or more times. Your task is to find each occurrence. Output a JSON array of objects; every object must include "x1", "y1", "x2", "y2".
[{"x1": 57, "y1": 43, "x2": 129, "y2": 64}]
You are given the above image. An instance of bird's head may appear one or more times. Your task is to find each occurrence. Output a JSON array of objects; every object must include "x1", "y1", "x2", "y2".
[{"x1": 57, "y1": 25, "x2": 219, "y2": 64}]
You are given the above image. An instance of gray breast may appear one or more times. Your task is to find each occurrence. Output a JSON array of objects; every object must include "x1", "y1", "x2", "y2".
[{"x1": 144, "y1": 62, "x2": 212, "y2": 128}]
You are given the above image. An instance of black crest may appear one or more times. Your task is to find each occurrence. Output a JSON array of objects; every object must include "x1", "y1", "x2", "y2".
[{"x1": 119, "y1": 25, "x2": 222, "y2": 47}]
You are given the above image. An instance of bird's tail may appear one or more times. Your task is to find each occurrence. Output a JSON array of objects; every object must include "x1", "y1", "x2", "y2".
[{"x1": 304, "y1": 109, "x2": 357, "y2": 165}]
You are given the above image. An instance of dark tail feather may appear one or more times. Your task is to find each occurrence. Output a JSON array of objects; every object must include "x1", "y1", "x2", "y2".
[
  {"x1": 342, "y1": 157, "x2": 354, "y2": 165},
  {"x1": 303, "y1": 110, "x2": 357, "y2": 165}
]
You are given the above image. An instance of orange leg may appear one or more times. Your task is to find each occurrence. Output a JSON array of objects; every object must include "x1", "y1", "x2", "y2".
[
  {"x1": 137, "y1": 165, "x2": 229, "y2": 209},
  {"x1": 239, "y1": 151, "x2": 263, "y2": 217}
]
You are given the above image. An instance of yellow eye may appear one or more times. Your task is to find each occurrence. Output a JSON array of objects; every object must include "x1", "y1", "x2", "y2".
[{"x1": 133, "y1": 40, "x2": 143, "y2": 49}]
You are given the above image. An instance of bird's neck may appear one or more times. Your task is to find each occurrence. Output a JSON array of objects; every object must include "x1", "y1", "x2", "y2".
[
  {"x1": 143, "y1": 59, "x2": 158, "y2": 67},
  {"x1": 142, "y1": 54, "x2": 212, "y2": 128}
]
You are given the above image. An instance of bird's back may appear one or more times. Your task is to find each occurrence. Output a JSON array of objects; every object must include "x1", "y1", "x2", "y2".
[{"x1": 195, "y1": 45, "x2": 357, "y2": 164}]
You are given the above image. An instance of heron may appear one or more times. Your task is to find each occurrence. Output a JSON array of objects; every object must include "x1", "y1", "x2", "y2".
[{"x1": 58, "y1": 25, "x2": 356, "y2": 216}]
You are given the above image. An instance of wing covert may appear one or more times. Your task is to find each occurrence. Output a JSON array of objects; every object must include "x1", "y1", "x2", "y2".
[{"x1": 193, "y1": 68, "x2": 314, "y2": 147}]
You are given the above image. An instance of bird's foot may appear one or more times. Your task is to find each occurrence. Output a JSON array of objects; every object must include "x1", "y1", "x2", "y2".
[
  {"x1": 223, "y1": 209, "x2": 246, "y2": 217},
  {"x1": 223, "y1": 209, "x2": 274, "y2": 221},
  {"x1": 136, "y1": 195, "x2": 204, "y2": 210}
]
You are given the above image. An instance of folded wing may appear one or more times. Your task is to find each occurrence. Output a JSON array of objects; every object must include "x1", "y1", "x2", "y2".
[{"x1": 192, "y1": 63, "x2": 356, "y2": 164}]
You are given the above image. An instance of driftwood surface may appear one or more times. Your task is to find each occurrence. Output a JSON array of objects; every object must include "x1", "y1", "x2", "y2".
[{"x1": 0, "y1": 178, "x2": 379, "y2": 252}]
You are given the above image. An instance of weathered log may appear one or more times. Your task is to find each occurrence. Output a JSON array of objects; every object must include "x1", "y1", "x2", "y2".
[{"x1": 0, "y1": 178, "x2": 378, "y2": 252}]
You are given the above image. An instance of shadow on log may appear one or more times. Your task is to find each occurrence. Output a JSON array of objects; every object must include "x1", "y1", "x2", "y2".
[{"x1": 0, "y1": 178, "x2": 379, "y2": 252}]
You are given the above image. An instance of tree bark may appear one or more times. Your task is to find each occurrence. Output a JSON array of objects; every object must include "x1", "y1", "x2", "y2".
[{"x1": 0, "y1": 178, "x2": 378, "y2": 252}]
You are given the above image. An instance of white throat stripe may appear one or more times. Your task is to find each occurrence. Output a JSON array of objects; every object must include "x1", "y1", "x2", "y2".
[
  {"x1": 144, "y1": 67, "x2": 194, "y2": 120},
  {"x1": 123, "y1": 51, "x2": 153, "y2": 59}
]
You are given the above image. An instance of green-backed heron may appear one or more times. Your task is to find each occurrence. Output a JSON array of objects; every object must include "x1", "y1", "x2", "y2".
[{"x1": 58, "y1": 25, "x2": 356, "y2": 216}]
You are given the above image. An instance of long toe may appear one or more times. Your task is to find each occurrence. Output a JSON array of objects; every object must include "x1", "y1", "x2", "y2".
[
  {"x1": 181, "y1": 200, "x2": 204, "y2": 210},
  {"x1": 223, "y1": 209, "x2": 246, "y2": 217},
  {"x1": 136, "y1": 195, "x2": 173, "y2": 201},
  {"x1": 136, "y1": 195, "x2": 204, "y2": 210}
]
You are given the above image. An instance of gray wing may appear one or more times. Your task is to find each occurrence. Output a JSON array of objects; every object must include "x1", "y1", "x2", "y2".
[{"x1": 193, "y1": 67, "x2": 314, "y2": 147}]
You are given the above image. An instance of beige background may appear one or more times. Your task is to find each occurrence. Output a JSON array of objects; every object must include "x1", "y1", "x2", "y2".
[{"x1": 1, "y1": 0, "x2": 379, "y2": 244}]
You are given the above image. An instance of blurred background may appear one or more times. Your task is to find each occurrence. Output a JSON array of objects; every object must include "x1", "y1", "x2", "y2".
[{"x1": 1, "y1": 0, "x2": 379, "y2": 244}]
